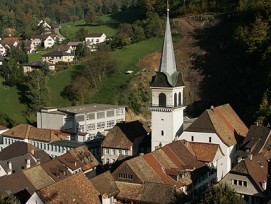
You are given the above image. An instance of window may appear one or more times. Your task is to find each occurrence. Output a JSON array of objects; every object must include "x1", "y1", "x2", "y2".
[
  {"x1": 116, "y1": 108, "x2": 124, "y2": 116},
  {"x1": 97, "y1": 122, "x2": 105, "y2": 129},
  {"x1": 107, "y1": 110, "x2": 115, "y2": 117},
  {"x1": 107, "y1": 120, "x2": 115, "y2": 128},
  {"x1": 178, "y1": 92, "x2": 182, "y2": 106},
  {"x1": 97, "y1": 111, "x2": 105, "y2": 119},
  {"x1": 191, "y1": 136, "x2": 194, "y2": 141},
  {"x1": 106, "y1": 148, "x2": 109, "y2": 154},
  {"x1": 87, "y1": 123, "x2": 95, "y2": 131},
  {"x1": 161, "y1": 130, "x2": 164, "y2": 136},
  {"x1": 113, "y1": 149, "x2": 116, "y2": 155},
  {"x1": 87, "y1": 113, "x2": 95, "y2": 120},
  {"x1": 125, "y1": 150, "x2": 128, "y2": 155},
  {"x1": 243, "y1": 181, "x2": 247, "y2": 187},
  {"x1": 106, "y1": 159, "x2": 109, "y2": 164},
  {"x1": 209, "y1": 137, "x2": 212, "y2": 143},
  {"x1": 76, "y1": 115, "x2": 84, "y2": 122},
  {"x1": 78, "y1": 125, "x2": 85, "y2": 132},
  {"x1": 118, "y1": 173, "x2": 133, "y2": 180},
  {"x1": 116, "y1": 119, "x2": 124, "y2": 123},
  {"x1": 159, "y1": 93, "x2": 166, "y2": 107},
  {"x1": 174, "y1": 93, "x2": 177, "y2": 107}
]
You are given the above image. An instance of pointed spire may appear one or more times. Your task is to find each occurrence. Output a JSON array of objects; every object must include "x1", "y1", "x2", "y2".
[{"x1": 159, "y1": 2, "x2": 177, "y2": 76}]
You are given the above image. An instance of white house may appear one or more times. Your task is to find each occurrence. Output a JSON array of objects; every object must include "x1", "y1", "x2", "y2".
[
  {"x1": 180, "y1": 104, "x2": 248, "y2": 181},
  {"x1": 42, "y1": 50, "x2": 74, "y2": 64},
  {"x1": 43, "y1": 35, "x2": 55, "y2": 48},
  {"x1": 85, "y1": 33, "x2": 106, "y2": 45},
  {"x1": 37, "y1": 104, "x2": 126, "y2": 136}
]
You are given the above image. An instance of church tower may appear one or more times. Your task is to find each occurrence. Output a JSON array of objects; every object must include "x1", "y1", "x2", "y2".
[{"x1": 150, "y1": 6, "x2": 185, "y2": 151}]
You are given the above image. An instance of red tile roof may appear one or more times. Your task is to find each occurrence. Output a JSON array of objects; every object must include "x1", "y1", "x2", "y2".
[
  {"x1": 186, "y1": 104, "x2": 248, "y2": 146},
  {"x1": 38, "y1": 172, "x2": 101, "y2": 204},
  {"x1": 188, "y1": 142, "x2": 222, "y2": 162},
  {"x1": 2, "y1": 124, "x2": 64, "y2": 142},
  {"x1": 1, "y1": 37, "x2": 19, "y2": 45},
  {"x1": 143, "y1": 154, "x2": 184, "y2": 187}
]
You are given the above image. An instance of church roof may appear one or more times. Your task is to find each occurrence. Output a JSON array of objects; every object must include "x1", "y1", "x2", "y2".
[
  {"x1": 186, "y1": 104, "x2": 248, "y2": 146},
  {"x1": 150, "y1": 10, "x2": 184, "y2": 87}
]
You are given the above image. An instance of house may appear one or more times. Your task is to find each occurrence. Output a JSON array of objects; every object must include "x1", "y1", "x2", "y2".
[
  {"x1": 180, "y1": 104, "x2": 248, "y2": 181},
  {"x1": 0, "y1": 141, "x2": 51, "y2": 163},
  {"x1": 42, "y1": 50, "x2": 74, "y2": 64},
  {"x1": 1, "y1": 37, "x2": 20, "y2": 48},
  {"x1": 221, "y1": 153, "x2": 270, "y2": 204},
  {"x1": 22, "y1": 61, "x2": 55, "y2": 73},
  {"x1": 52, "y1": 44, "x2": 73, "y2": 53},
  {"x1": 29, "y1": 172, "x2": 101, "y2": 204},
  {"x1": 0, "y1": 124, "x2": 74, "y2": 157},
  {"x1": 90, "y1": 171, "x2": 120, "y2": 204},
  {"x1": 0, "y1": 165, "x2": 55, "y2": 203},
  {"x1": 31, "y1": 35, "x2": 44, "y2": 48},
  {"x1": 67, "y1": 41, "x2": 83, "y2": 51},
  {"x1": 37, "y1": 20, "x2": 52, "y2": 35},
  {"x1": 57, "y1": 145, "x2": 99, "y2": 176},
  {"x1": 0, "y1": 44, "x2": 6, "y2": 56},
  {"x1": 112, "y1": 140, "x2": 212, "y2": 200},
  {"x1": 43, "y1": 35, "x2": 55, "y2": 48},
  {"x1": 37, "y1": 104, "x2": 126, "y2": 136},
  {"x1": 101, "y1": 120, "x2": 151, "y2": 165},
  {"x1": 237, "y1": 125, "x2": 271, "y2": 161},
  {"x1": 85, "y1": 33, "x2": 106, "y2": 45}
]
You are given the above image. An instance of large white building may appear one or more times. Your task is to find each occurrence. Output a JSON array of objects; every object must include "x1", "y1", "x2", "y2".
[
  {"x1": 37, "y1": 104, "x2": 126, "y2": 137},
  {"x1": 179, "y1": 104, "x2": 248, "y2": 181},
  {"x1": 150, "y1": 9, "x2": 185, "y2": 151}
]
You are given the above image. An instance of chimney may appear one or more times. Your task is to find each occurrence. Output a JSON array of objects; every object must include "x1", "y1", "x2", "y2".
[
  {"x1": 36, "y1": 159, "x2": 41, "y2": 165},
  {"x1": 248, "y1": 154, "x2": 253, "y2": 161},
  {"x1": 31, "y1": 149, "x2": 35, "y2": 155},
  {"x1": 262, "y1": 180, "x2": 267, "y2": 190},
  {"x1": 7, "y1": 161, "x2": 12, "y2": 175},
  {"x1": 26, "y1": 158, "x2": 31, "y2": 169},
  {"x1": 210, "y1": 105, "x2": 214, "y2": 109}
]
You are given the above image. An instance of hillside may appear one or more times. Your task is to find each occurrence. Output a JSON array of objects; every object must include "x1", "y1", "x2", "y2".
[{"x1": 128, "y1": 15, "x2": 217, "y2": 120}]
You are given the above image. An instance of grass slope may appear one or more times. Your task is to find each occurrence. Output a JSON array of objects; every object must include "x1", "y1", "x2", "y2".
[
  {"x1": 0, "y1": 86, "x2": 28, "y2": 123},
  {"x1": 91, "y1": 38, "x2": 163, "y2": 104},
  {"x1": 60, "y1": 8, "x2": 143, "y2": 40}
]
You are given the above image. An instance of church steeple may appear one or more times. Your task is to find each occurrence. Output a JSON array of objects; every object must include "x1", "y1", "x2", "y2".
[
  {"x1": 150, "y1": 3, "x2": 185, "y2": 151},
  {"x1": 159, "y1": 5, "x2": 177, "y2": 76},
  {"x1": 150, "y1": 5, "x2": 184, "y2": 88}
]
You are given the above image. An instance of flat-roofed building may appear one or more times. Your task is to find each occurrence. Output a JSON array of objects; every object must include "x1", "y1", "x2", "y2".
[{"x1": 37, "y1": 104, "x2": 126, "y2": 137}]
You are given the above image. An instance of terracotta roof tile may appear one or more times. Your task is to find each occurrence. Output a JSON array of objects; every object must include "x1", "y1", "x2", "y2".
[
  {"x1": 143, "y1": 154, "x2": 184, "y2": 187},
  {"x1": 90, "y1": 171, "x2": 119, "y2": 197},
  {"x1": 102, "y1": 120, "x2": 150, "y2": 149},
  {"x1": 116, "y1": 181, "x2": 174, "y2": 204},
  {"x1": 231, "y1": 153, "x2": 268, "y2": 192},
  {"x1": 186, "y1": 104, "x2": 248, "y2": 146},
  {"x1": 1, "y1": 37, "x2": 19, "y2": 45},
  {"x1": 188, "y1": 142, "x2": 221, "y2": 162},
  {"x1": 126, "y1": 156, "x2": 163, "y2": 183},
  {"x1": 37, "y1": 172, "x2": 101, "y2": 204},
  {"x1": 58, "y1": 146, "x2": 98, "y2": 171},
  {"x1": 40, "y1": 159, "x2": 71, "y2": 181},
  {"x1": 2, "y1": 124, "x2": 63, "y2": 142}
]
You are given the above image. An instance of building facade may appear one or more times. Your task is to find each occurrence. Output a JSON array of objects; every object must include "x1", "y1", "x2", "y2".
[{"x1": 37, "y1": 104, "x2": 126, "y2": 136}]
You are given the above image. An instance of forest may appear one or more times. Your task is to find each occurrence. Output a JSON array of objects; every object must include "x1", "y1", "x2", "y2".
[{"x1": 0, "y1": 0, "x2": 270, "y2": 126}]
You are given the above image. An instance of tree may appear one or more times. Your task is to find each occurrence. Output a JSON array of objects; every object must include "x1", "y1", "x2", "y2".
[
  {"x1": 0, "y1": 192, "x2": 20, "y2": 204},
  {"x1": 75, "y1": 43, "x2": 90, "y2": 60},
  {"x1": 24, "y1": 70, "x2": 49, "y2": 114},
  {"x1": 199, "y1": 183, "x2": 245, "y2": 204},
  {"x1": 76, "y1": 27, "x2": 88, "y2": 41}
]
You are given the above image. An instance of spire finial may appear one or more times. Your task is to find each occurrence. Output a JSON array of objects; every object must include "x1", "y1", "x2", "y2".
[{"x1": 167, "y1": 0, "x2": 169, "y2": 12}]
